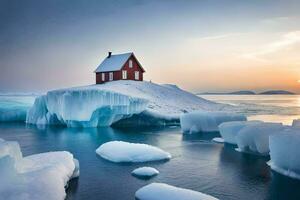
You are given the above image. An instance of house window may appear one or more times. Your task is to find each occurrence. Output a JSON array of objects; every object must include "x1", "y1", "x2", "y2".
[
  {"x1": 134, "y1": 71, "x2": 139, "y2": 80},
  {"x1": 101, "y1": 73, "x2": 105, "y2": 81},
  {"x1": 109, "y1": 72, "x2": 113, "y2": 81},
  {"x1": 129, "y1": 60, "x2": 133, "y2": 68},
  {"x1": 122, "y1": 70, "x2": 127, "y2": 79}
]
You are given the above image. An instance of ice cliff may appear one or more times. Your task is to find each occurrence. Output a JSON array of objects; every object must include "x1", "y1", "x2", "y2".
[{"x1": 26, "y1": 81, "x2": 227, "y2": 127}]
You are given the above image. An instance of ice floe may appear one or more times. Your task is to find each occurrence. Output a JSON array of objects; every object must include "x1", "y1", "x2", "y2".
[
  {"x1": 96, "y1": 141, "x2": 171, "y2": 163},
  {"x1": 0, "y1": 138, "x2": 79, "y2": 200},
  {"x1": 180, "y1": 111, "x2": 246, "y2": 133},
  {"x1": 135, "y1": 183, "x2": 219, "y2": 200},
  {"x1": 268, "y1": 131, "x2": 300, "y2": 180},
  {"x1": 132, "y1": 167, "x2": 159, "y2": 178}
]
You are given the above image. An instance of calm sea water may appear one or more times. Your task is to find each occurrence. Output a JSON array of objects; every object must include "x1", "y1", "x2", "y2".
[
  {"x1": 1, "y1": 95, "x2": 300, "y2": 199},
  {"x1": 199, "y1": 95, "x2": 300, "y2": 125}
]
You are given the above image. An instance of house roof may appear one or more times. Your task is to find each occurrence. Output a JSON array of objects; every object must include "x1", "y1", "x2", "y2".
[{"x1": 94, "y1": 52, "x2": 133, "y2": 73}]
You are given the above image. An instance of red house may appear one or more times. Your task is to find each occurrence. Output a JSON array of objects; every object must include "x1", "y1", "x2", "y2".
[{"x1": 94, "y1": 52, "x2": 145, "y2": 84}]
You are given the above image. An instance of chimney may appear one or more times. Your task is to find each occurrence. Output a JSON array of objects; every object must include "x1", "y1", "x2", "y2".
[{"x1": 108, "y1": 52, "x2": 112, "y2": 58}]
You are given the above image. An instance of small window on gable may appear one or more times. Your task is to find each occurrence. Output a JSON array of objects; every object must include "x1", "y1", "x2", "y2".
[
  {"x1": 122, "y1": 70, "x2": 127, "y2": 79},
  {"x1": 109, "y1": 72, "x2": 113, "y2": 81},
  {"x1": 129, "y1": 60, "x2": 133, "y2": 68},
  {"x1": 101, "y1": 73, "x2": 105, "y2": 81}
]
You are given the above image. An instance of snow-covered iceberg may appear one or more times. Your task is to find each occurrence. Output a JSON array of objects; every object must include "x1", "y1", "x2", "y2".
[
  {"x1": 180, "y1": 111, "x2": 246, "y2": 133},
  {"x1": 26, "y1": 80, "x2": 228, "y2": 127},
  {"x1": 236, "y1": 122, "x2": 285, "y2": 155},
  {"x1": 135, "y1": 183, "x2": 219, "y2": 200},
  {"x1": 132, "y1": 167, "x2": 159, "y2": 178},
  {"x1": 0, "y1": 138, "x2": 79, "y2": 200},
  {"x1": 95, "y1": 141, "x2": 171, "y2": 163},
  {"x1": 268, "y1": 131, "x2": 300, "y2": 180},
  {"x1": 218, "y1": 121, "x2": 262, "y2": 144}
]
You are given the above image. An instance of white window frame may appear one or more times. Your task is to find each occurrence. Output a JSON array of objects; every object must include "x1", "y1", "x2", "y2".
[
  {"x1": 101, "y1": 73, "x2": 105, "y2": 81},
  {"x1": 134, "y1": 71, "x2": 139, "y2": 80},
  {"x1": 122, "y1": 70, "x2": 127, "y2": 79},
  {"x1": 129, "y1": 59, "x2": 133, "y2": 68},
  {"x1": 109, "y1": 72, "x2": 113, "y2": 81}
]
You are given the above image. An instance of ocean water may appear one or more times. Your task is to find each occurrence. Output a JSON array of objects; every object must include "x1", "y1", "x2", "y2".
[
  {"x1": 1, "y1": 95, "x2": 300, "y2": 199},
  {"x1": 199, "y1": 94, "x2": 300, "y2": 125}
]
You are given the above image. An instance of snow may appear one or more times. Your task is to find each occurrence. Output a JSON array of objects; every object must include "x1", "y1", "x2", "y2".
[
  {"x1": 135, "y1": 183, "x2": 219, "y2": 200},
  {"x1": 268, "y1": 131, "x2": 300, "y2": 180},
  {"x1": 95, "y1": 141, "x2": 171, "y2": 163},
  {"x1": 27, "y1": 80, "x2": 228, "y2": 127},
  {"x1": 132, "y1": 167, "x2": 159, "y2": 178},
  {"x1": 0, "y1": 138, "x2": 79, "y2": 200},
  {"x1": 180, "y1": 111, "x2": 246, "y2": 133},
  {"x1": 212, "y1": 137, "x2": 224, "y2": 143},
  {"x1": 236, "y1": 122, "x2": 285, "y2": 155},
  {"x1": 94, "y1": 52, "x2": 132, "y2": 72},
  {"x1": 218, "y1": 121, "x2": 262, "y2": 144}
]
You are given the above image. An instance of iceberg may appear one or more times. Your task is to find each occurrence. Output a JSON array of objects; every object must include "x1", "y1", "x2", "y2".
[
  {"x1": 236, "y1": 122, "x2": 285, "y2": 155},
  {"x1": 135, "y1": 183, "x2": 219, "y2": 200},
  {"x1": 218, "y1": 121, "x2": 262, "y2": 144},
  {"x1": 0, "y1": 95, "x2": 35, "y2": 122},
  {"x1": 268, "y1": 131, "x2": 300, "y2": 180},
  {"x1": 95, "y1": 141, "x2": 171, "y2": 163},
  {"x1": 180, "y1": 111, "x2": 246, "y2": 133},
  {"x1": 26, "y1": 80, "x2": 228, "y2": 127},
  {"x1": 0, "y1": 138, "x2": 79, "y2": 200},
  {"x1": 132, "y1": 167, "x2": 159, "y2": 178},
  {"x1": 292, "y1": 119, "x2": 300, "y2": 128}
]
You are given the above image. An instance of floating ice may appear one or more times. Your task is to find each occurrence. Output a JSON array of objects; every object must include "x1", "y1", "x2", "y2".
[
  {"x1": 0, "y1": 138, "x2": 79, "y2": 200},
  {"x1": 0, "y1": 95, "x2": 35, "y2": 122},
  {"x1": 212, "y1": 137, "x2": 224, "y2": 143},
  {"x1": 219, "y1": 121, "x2": 262, "y2": 144},
  {"x1": 96, "y1": 141, "x2": 171, "y2": 163},
  {"x1": 180, "y1": 111, "x2": 246, "y2": 133},
  {"x1": 236, "y1": 122, "x2": 285, "y2": 155},
  {"x1": 132, "y1": 167, "x2": 159, "y2": 178},
  {"x1": 268, "y1": 131, "x2": 300, "y2": 180},
  {"x1": 26, "y1": 81, "x2": 228, "y2": 127},
  {"x1": 135, "y1": 183, "x2": 219, "y2": 200}
]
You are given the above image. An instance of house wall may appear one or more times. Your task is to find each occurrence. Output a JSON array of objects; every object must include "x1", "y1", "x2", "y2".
[{"x1": 95, "y1": 55, "x2": 144, "y2": 84}]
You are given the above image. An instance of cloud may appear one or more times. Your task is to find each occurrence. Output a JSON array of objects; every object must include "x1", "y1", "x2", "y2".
[
  {"x1": 242, "y1": 30, "x2": 300, "y2": 61},
  {"x1": 190, "y1": 33, "x2": 242, "y2": 41}
]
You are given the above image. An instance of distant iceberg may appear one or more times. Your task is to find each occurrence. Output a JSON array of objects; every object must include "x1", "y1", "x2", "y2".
[
  {"x1": 26, "y1": 81, "x2": 228, "y2": 127},
  {"x1": 0, "y1": 138, "x2": 79, "y2": 200},
  {"x1": 96, "y1": 141, "x2": 171, "y2": 163},
  {"x1": 135, "y1": 183, "x2": 219, "y2": 200},
  {"x1": 0, "y1": 95, "x2": 35, "y2": 122}
]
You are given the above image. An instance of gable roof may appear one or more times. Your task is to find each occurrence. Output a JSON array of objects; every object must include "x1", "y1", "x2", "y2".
[{"x1": 94, "y1": 52, "x2": 132, "y2": 73}]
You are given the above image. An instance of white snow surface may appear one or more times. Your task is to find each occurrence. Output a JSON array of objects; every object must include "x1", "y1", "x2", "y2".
[
  {"x1": 0, "y1": 138, "x2": 79, "y2": 200},
  {"x1": 218, "y1": 121, "x2": 262, "y2": 144},
  {"x1": 236, "y1": 122, "x2": 285, "y2": 155},
  {"x1": 94, "y1": 52, "x2": 132, "y2": 72},
  {"x1": 132, "y1": 167, "x2": 159, "y2": 178},
  {"x1": 95, "y1": 141, "x2": 171, "y2": 163},
  {"x1": 26, "y1": 81, "x2": 227, "y2": 127},
  {"x1": 180, "y1": 111, "x2": 246, "y2": 133},
  {"x1": 135, "y1": 183, "x2": 219, "y2": 200},
  {"x1": 268, "y1": 131, "x2": 300, "y2": 180}
]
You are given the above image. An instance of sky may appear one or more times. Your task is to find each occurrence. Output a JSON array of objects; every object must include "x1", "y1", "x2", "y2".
[{"x1": 1, "y1": 0, "x2": 300, "y2": 93}]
